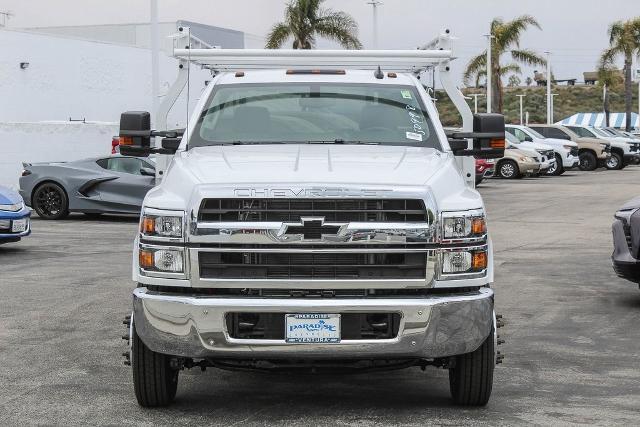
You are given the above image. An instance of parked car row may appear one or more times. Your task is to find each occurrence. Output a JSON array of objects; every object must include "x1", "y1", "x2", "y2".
[{"x1": 476, "y1": 123, "x2": 640, "y2": 183}]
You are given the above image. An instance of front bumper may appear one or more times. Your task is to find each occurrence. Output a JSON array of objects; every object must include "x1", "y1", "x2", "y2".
[
  {"x1": 0, "y1": 210, "x2": 31, "y2": 241},
  {"x1": 562, "y1": 154, "x2": 579, "y2": 168},
  {"x1": 612, "y1": 219, "x2": 640, "y2": 283},
  {"x1": 518, "y1": 161, "x2": 541, "y2": 175},
  {"x1": 133, "y1": 287, "x2": 494, "y2": 360},
  {"x1": 623, "y1": 153, "x2": 640, "y2": 165}
]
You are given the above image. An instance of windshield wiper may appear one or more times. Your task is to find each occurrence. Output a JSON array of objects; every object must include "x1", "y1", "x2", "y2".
[{"x1": 306, "y1": 139, "x2": 381, "y2": 145}]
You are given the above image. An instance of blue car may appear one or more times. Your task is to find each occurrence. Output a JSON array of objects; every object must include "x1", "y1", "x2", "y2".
[{"x1": 0, "y1": 185, "x2": 31, "y2": 244}]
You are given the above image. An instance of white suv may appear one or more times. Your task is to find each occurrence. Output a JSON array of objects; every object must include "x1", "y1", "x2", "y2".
[
  {"x1": 506, "y1": 125, "x2": 579, "y2": 175},
  {"x1": 565, "y1": 125, "x2": 640, "y2": 170}
]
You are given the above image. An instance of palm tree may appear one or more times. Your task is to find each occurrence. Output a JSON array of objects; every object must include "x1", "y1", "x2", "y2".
[
  {"x1": 266, "y1": 0, "x2": 362, "y2": 50},
  {"x1": 464, "y1": 15, "x2": 546, "y2": 113},
  {"x1": 597, "y1": 65, "x2": 623, "y2": 126},
  {"x1": 599, "y1": 18, "x2": 640, "y2": 131}
]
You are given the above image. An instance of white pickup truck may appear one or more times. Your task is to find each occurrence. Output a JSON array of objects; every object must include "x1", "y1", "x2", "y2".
[{"x1": 119, "y1": 37, "x2": 506, "y2": 407}]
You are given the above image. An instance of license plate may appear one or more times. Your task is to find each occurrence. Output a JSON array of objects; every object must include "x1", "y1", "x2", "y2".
[
  {"x1": 11, "y1": 218, "x2": 27, "y2": 233},
  {"x1": 285, "y1": 314, "x2": 340, "y2": 343}
]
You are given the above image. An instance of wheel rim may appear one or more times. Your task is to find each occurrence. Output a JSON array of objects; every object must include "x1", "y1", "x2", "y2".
[
  {"x1": 606, "y1": 156, "x2": 619, "y2": 169},
  {"x1": 501, "y1": 163, "x2": 515, "y2": 178},
  {"x1": 581, "y1": 156, "x2": 592, "y2": 169},
  {"x1": 547, "y1": 161, "x2": 557, "y2": 174},
  {"x1": 36, "y1": 186, "x2": 63, "y2": 217}
]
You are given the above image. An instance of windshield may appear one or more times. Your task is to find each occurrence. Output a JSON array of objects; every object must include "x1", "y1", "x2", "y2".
[
  {"x1": 590, "y1": 127, "x2": 610, "y2": 138},
  {"x1": 525, "y1": 127, "x2": 545, "y2": 139},
  {"x1": 570, "y1": 126, "x2": 596, "y2": 138},
  {"x1": 189, "y1": 83, "x2": 440, "y2": 149}
]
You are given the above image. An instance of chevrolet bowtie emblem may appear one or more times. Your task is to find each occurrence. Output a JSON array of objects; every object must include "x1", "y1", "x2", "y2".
[{"x1": 283, "y1": 217, "x2": 341, "y2": 240}]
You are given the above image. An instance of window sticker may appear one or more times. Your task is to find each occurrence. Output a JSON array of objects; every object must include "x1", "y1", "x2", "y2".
[
  {"x1": 406, "y1": 131, "x2": 423, "y2": 141},
  {"x1": 401, "y1": 90, "x2": 413, "y2": 99}
]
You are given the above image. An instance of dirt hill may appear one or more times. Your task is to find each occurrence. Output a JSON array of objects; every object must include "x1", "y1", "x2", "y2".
[{"x1": 434, "y1": 84, "x2": 639, "y2": 127}]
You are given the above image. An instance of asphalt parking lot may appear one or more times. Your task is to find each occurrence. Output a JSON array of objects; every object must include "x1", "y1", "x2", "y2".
[{"x1": 1, "y1": 168, "x2": 639, "y2": 425}]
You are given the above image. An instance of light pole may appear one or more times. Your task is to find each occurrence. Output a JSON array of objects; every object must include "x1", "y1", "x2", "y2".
[
  {"x1": 545, "y1": 51, "x2": 552, "y2": 124},
  {"x1": 551, "y1": 93, "x2": 559, "y2": 124},
  {"x1": 516, "y1": 94, "x2": 526, "y2": 125},
  {"x1": 485, "y1": 34, "x2": 495, "y2": 113},
  {"x1": 470, "y1": 93, "x2": 485, "y2": 114},
  {"x1": 366, "y1": 1, "x2": 382, "y2": 49}
]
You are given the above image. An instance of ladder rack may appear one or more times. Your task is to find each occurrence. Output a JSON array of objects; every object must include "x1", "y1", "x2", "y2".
[{"x1": 172, "y1": 48, "x2": 453, "y2": 73}]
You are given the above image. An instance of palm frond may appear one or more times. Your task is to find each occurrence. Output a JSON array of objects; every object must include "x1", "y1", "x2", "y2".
[
  {"x1": 265, "y1": 23, "x2": 292, "y2": 49},
  {"x1": 315, "y1": 9, "x2": 362, "y2": 49},
  {"x1": 510, "y1": 49, "x2": 546, "y2": 66},
  {"x1": 499, "y1": 63, "x2": 522, "y2": 76},
  {"x1": 495, "y1": 15, "x2": 541, "y2": 50},
  {"x1": 463, "y1": 53, "x2": 487, "y2": 86},
  {"x1": 608, "y1": 21, "x2": 625, "y2": 46}
]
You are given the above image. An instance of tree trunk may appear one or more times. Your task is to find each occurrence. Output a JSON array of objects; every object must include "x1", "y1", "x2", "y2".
[
  {"x1": 492, "y1": 63, "x2": 502, "y2": 113},
  {"x1": 603, "y1": 84, "x2": 610, "y2": 127},
  {"x1": 624, "y1": 55, "x2": 633, "y2": 131}
]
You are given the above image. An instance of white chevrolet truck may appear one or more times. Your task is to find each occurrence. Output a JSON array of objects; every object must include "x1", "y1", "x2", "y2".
[{"x1": 119, "y1": 33, "x2": 506, "y2": 407}]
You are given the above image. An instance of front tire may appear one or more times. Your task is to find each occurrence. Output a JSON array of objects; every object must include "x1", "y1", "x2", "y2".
[
  {"x1": 546, "y1": 154, "x2": 564, "y2": 176},
  {"x1": 32, "y1": 182, "x2": 69, "y2": 220},
  {"x1": 605, "y1": 152, "x2": 623, "y2": 170},
  {"x1": 132, "y1": 324, "x2": 178, "y2": 407},
  {"x1": 579, "y1": 151, "x2": 597, "y2": 171},
  {"x1": 449, "y1": 328, "x2": 495, "y2": 406},
  {"x1": 498, "y1": 160, "x2": 519, "y2": 179}
]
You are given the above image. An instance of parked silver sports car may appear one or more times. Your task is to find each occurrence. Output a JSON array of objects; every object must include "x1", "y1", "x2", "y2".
[{"x1": 19, "y1": 156, "x2": 156, "y2": 219}]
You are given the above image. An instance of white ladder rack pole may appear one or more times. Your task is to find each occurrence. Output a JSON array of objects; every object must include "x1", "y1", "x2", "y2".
[{"x1": 430, "y1": 30, "x2": 475, "y2": 188}]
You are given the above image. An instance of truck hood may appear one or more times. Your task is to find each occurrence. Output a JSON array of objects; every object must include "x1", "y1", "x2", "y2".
[{"x1": 171, "y1": 144, "x2": 451, "y2": 186}]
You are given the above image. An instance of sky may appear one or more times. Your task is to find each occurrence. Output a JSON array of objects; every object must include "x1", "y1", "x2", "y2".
[{"x1": 0, "y1": 0, "x2": 637, "y2": 86}]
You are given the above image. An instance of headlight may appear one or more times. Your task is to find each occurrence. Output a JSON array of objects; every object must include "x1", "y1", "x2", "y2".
[
  {"x1": 600, "y1": 143, "x2": 608, "y2": 149},
  {"x1": 0, "y1": 202, "x2": 24, "y2": 212},
  {"x1": 562, "y1": 145, "x2": 573, "y2": 151},
  {"x1": 441, "y1": 209, "x2": 486, "y2": 242},
  {"x1": 140, "y1": 208, "x2": 185, "y2": 241},
  {"x1": 440, "y1": 247, "x2": 488, "y2": 276},
  {"x1": 139, "y1": 245, "x2": 186, "y2": 277}
]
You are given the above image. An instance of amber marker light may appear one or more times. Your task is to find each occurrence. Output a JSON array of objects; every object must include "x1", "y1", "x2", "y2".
[
  {"x1": 471, "y1": 218, "x2": 487, "y2": 235},
  {"x1": 490, "y1": 138, "x2": 505, "y2": 149},
  {"x1": 472, "y1": 251, "x2": 488, "y2": 270},
  {"x1": 139, "y1": 249, "x2": 154, "y2": 269},
  {"x1": 141, "y1": 216, "x2": 155, "y2": 234},
  {"x1": 119, "y1": 136, "x2": 134, "y2": 146}
]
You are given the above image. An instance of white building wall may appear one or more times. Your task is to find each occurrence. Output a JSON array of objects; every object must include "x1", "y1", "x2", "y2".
[{"x1": 0, "y1": 28, "x2": 211, "y2": 187}]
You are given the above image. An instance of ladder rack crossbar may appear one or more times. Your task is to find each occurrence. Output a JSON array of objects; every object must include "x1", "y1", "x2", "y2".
[{"x1": 172, "y1": 48, "x2": 452, "y2": 72}]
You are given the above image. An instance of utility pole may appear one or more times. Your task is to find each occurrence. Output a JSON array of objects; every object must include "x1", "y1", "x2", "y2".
[
  {"x1": 545, "y1": 51, "x2": 552, "y2": 124},
  {"x1": 485, "y1": 34, "x2": 495, "y2": 113},
  {"x1": 516, "y1": 94, "x2": 526, "y2": 125},
  {"x1": 366, "y1": 1, "x2": 382, "y2": 49},
  {"x1": 150, "y1": 0, "x2": 160, "y2": 129}
]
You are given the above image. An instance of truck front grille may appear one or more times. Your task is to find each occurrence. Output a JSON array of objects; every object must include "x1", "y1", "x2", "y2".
[
  {"x1": 199, "y1": 250, "x2": 427, "y2": 280},
  {"x1": 198, "y1": 198, "x2": 429, "y2": 222},
  {"x1": 570, "y1": 147, "x2": 579, "y2": 156}
]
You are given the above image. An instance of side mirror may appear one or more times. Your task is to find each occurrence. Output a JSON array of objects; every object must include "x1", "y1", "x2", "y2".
[
  {"x1": 448, "y1": 113, "x2": 506, "y2": 159},
  {"x1": 119, "y1": 111, "x2": 151, "y2": 157},
  {"x1": 161, "y1": 137, "x2": 181, "y2": 152},
  {"x1": 140, "y1": 167, "x2": 155, "y2": 177}
]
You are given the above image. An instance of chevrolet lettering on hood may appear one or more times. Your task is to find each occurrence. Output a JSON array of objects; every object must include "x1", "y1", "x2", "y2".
[{"x1": 233, "y1": 188, "x2": 394, "y2": 198}]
